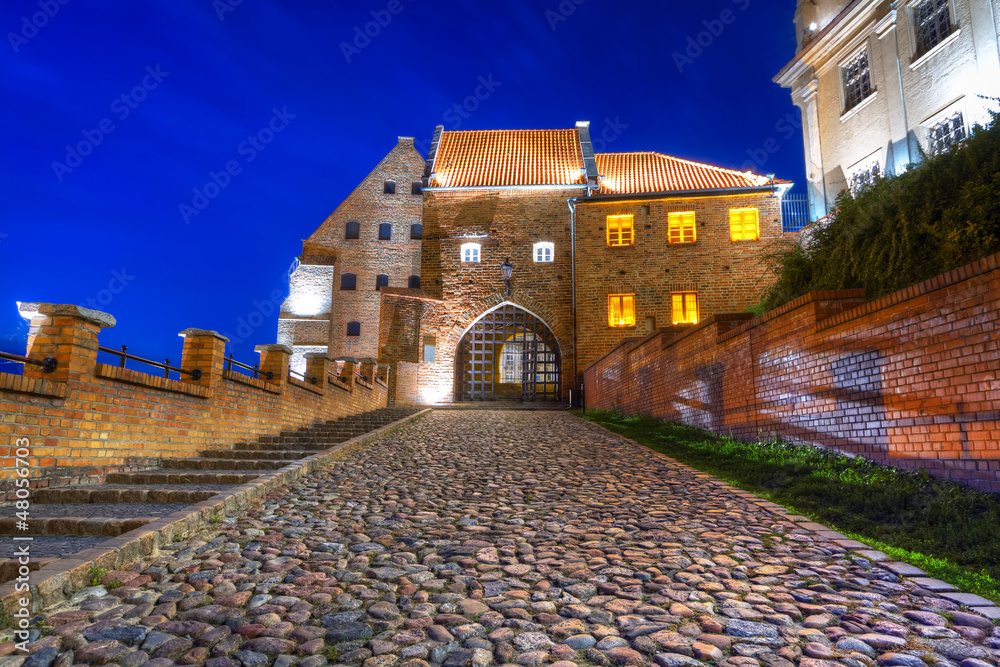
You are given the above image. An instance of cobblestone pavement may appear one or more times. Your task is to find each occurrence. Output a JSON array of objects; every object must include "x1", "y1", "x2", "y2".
[{"x1": 12, "y1": 411, "x2": 999, "y2": 667}]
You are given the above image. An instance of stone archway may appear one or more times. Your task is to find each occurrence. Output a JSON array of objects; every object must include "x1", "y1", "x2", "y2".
[{"x1": 454, "y1": 303, "x2": 561, "y2": 402}]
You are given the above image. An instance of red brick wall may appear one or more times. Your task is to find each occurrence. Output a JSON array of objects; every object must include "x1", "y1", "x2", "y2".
[
  {"x1": 584, "y1": 253, "x2": 1000, "y2": 492},
  {"x1": 0, "y1": 312, "x2": 388, "y2": 493},
  {"x1": 574, "y1": 193, "x2": 784, "y2": 379},
  {"x1": 415, "y1": 188, "x2": 577, "y2": 402},
  {"x1": 280, "y1": 138, "x2": 424, "y2": 360}
]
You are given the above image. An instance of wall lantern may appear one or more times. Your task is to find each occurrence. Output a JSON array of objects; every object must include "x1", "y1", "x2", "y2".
[{"x1": 500, "y1": 257, "x2": 513, "y2": 295}]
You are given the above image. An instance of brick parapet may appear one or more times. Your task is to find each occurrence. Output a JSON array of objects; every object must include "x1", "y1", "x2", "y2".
[{"x1": 584, "y1": 252, "x2": 1000, "y2": 493}]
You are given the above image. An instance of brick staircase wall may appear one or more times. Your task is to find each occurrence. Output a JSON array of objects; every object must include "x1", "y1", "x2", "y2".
[
  {"x1": 0, "y1": 303, "x2": 390, "y2": 494},
  {"x1": 583, "y1": 252, "x2": 1000, "y2": 492}
]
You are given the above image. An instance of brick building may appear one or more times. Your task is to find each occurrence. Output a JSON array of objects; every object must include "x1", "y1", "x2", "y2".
[{"x1": 281, "y1": 123, "x2": 793, "y2": 404}]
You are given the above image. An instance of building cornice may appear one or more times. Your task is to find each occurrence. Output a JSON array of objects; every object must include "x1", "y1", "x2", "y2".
[{"x1": 774, "y1": 0, "x2": 883, "y2": 84}]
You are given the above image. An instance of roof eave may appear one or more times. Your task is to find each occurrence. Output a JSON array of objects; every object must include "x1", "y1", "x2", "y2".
[
  {"x1": 423, "y1": 184, "x2": 589, "y2": 192},
  {"x1": 571, "y1": 184, "x2": 785, "y2": 201}
]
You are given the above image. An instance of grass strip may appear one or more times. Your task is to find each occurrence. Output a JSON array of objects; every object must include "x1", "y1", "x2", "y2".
[{"x1": 575, "y1": 409, "x2": 1000, "y2": 603}]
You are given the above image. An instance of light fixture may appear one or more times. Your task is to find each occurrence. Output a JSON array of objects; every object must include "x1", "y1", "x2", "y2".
[
  {"x1": 500, "y1": 257, "x2": 513, "y2": 295},
  {"x1": 809, "y1": 22, "x2": 818, "y2": 31}
]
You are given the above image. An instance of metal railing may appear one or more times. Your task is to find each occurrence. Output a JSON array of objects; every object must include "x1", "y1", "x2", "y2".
[
  {"x1": 98, "y1": 345, "x2": 202, "y2": 381},
  {"x1": 781, "y1": 193, "x2": 812, "y2": 233},
  {"x1": 0, "y1": 351, "x2": 57, "y2": 374},
  {"x1": 289, "y1": 368, "x2": 318, "y2": 384},
  {"x1": 224, "y1": 354, "x2": 273, "y2": 381}
]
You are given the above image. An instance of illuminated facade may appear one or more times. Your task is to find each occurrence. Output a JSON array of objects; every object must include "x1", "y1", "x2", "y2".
[
  {"x1": 282, "y1": 123, "x2": 795, "y2": 404},
  {"x1": 775, "y1": 0, "x2": 1000, "y2": 221}
]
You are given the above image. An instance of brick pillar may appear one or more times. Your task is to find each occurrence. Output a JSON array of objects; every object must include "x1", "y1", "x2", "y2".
[
  {"x1": 179, "y1": 329, "x2": 228, "y2": 389},
  {"x1": 255, "y1": 344, "x2": 292, "y2": 384},
  {"x1": 17, "y1": 302, "x2": 115, "y2": 382},
  {"x1": 338, "y1": 356, "x2": 358, "y2": 388},
  {"x1": 304, "y1": 352, "x2": 332, "y2": 385},
  {"x1": 359, "y1": 357, "x2": 377, "y2": 381}
]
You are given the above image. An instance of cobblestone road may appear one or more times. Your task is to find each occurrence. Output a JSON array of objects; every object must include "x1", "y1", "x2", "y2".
[{"x1": 13, "y1": 411, "x2": 999, "y2": 667}]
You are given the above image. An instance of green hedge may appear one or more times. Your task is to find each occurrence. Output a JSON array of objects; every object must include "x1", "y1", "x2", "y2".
[{"x1": 757, "y1": 113, "x2": 1000, "y2": 313}]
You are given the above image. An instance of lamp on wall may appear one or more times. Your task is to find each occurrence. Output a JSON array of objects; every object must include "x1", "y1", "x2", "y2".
[{"x1": 500, "y1": 257, "x2": 513, "y2": 295}]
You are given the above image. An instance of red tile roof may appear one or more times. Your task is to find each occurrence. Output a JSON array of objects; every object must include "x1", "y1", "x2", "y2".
[
  {"x1": 595, "y1": 152, "x2": 773, "y2": 195},
  {"x1": 431, "y1": 129, "x2": 586, "y2": 188}
]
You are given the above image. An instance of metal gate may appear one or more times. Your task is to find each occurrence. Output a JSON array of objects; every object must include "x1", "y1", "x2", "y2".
[{"x1": 456, "y1": 304, "x2": 561, "y2": 401}]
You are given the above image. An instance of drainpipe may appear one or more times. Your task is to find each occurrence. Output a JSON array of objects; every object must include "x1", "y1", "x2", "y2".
[{"x1": 568, "y1": 198, "x2": 578, "y2": 402}]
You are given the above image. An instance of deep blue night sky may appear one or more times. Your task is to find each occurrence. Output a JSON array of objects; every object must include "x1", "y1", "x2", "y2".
[{"x1": 0, "y1": 0, "x2": 803, "y2": 369}]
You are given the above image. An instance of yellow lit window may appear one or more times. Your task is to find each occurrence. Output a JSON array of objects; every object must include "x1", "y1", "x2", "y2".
[
  {"x1": 672, "y1": 292, "x2": 699, "y2": 325},
  {"x1": 606, "y1": 215, "x2": 634, "y2": 247},
  {"x1": 730, "y1": 208, "x2": 760, "y2": 241},
  {"x1": 608, "y1": 294, "x2": 635, "y2": 327},
  {"x1": 668, "y1": 212, "x2": 696, "y2": 244}
]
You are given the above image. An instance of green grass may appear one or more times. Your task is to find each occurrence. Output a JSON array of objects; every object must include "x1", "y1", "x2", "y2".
[{"x1": 575, "y1": 409, "x2": 1000, "y2": 602}]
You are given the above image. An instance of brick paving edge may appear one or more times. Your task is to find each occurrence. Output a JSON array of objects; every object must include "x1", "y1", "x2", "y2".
[
  {"x1": 6, "y1": 408, "x2": 434, "y2": 616},
  {"x1": 571, "y1": 412, "x2": 1000, "y2": 622}
]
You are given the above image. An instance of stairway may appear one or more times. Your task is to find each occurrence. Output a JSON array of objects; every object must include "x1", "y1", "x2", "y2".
[{"x1": 0, "y1": 407, "x2": 420, "y2": 564}]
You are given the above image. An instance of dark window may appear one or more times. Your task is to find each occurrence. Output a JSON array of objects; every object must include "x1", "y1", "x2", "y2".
[
  {"x1": 383, "y1": 181, "x2": 396, "y2": 194},
  {"x1": 915, "y1": 0, "x2": 952, "y2": 57},
  {"x1": 378, "y1": 223, "x2": 392, "y2": 240},
  {"x1": 411, "y1": 182, "x2": 422, "y2": 195},
  {"x1": 375, "y1": 274, "x2": 389, "y2": 290},
  {"x1": 340, "y1": 273, "x2": 356, "y2": 290},
  {"x1": 346, "y1": 321, "x2": 361, "y2": 336},
  {"x1": 345, "y1": 221, "x2": 360, "y2": 240},
  {"x1": 410, "y1": 223, "x2": 423, "y2": 240},
  {"x1": 408, "y1": 275, "x2": 421, "y2": 289}
]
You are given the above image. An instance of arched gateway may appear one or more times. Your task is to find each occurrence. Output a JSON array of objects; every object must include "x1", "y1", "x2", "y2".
[{"x1": 455, "y1": 303, "x2": 561, "y2": 402}]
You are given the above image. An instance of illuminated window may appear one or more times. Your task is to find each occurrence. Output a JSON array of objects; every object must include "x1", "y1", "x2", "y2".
[
  {"x1": 533, "y1": 242, "x2": 554, "y2": 263},
  {"x1": 606, "y1": 215, "x2": 634, "y2": 247},
  {"x1": 608, "y1": 294, "x2": 636, "y2": 328},
  {"x1": 671, "y1": 292, "x2": 699, "y2": 325},
  {"x1": 841, "y1": 50, "x2": 872, "y2": 112},
  {"x1": 730, "y1": 208, "x2": 760, "y2": 241},
  {"x1": 928, "y1": 111, "x2": 966, "y2": 154},
  {"x1": 668, "y1": 212, "x2": 696, "y2": 244},
  {"x1": 461, "y1": 243, "x2": 480, "y2": 263}
]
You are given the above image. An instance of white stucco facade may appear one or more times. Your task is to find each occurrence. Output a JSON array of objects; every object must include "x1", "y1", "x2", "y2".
[{"x1": 775, "y1": 0, "x2": 1000, "y2": 221}]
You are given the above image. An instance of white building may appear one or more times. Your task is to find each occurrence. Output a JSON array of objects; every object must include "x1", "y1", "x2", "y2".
[{"x1": 775, "y1": 0, "x2": 1000, "y2": 221}]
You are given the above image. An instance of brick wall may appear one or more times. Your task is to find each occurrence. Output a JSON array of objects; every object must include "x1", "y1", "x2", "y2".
[
  {"x1": 414, "y1": 188, "x2": 576, "y2": 402},
  {"x1": 574, "y1": 192, "x2": 784, "y2": 378},
  {"x1": 583, "y1": 253, "x2": 1000, "y2": 492},
  {"x1": 279, "y1": 137, "x2": 424, "y2": 363},
  {"x1": 0, "y1": 303, "x2": 389, "y2": 493}
]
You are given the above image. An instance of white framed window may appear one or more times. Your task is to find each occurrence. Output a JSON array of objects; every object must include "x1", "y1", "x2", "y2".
[
  {"x1": 533, "y1": 242, "x2": 554, "y2": 263},
  {"x1": 841, "y1": 48, "x2": 873, "y2": 113},
  {"x1": 912, "y1": 0, "x2": 955, "y2": 58},
  {"x1": 461, "y1": 242, "x2": 480, "y2": 263},
  {"x1": 847, "y1": 149, "x2": 883, "y2": 194},
  {"x1": 928, "y1": 111, "x2": 967, "y2": 154}
]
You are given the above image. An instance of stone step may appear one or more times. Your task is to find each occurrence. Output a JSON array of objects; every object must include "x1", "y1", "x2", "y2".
[
  {"x1": 0, "y1": 502, "x2": 187, "y2": 520},
  {"x1": 200, "y1": 450, "x2": 316, "y2": 461},
  {"x1": 0, "y1": 516, "x2": 155, "y2": 537},
  {"x1": 106, "y1": 471, "x2": 259, "y2": 485},
  {"x1": 160, "y1": 458, "x2": 291, "y2": 471},
  {"x1": 231, "y1": 442, "x2": 332, "y2": 452},
  {"x1": 34, "y1": 485, "x2": 225, "y2": 504}
]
